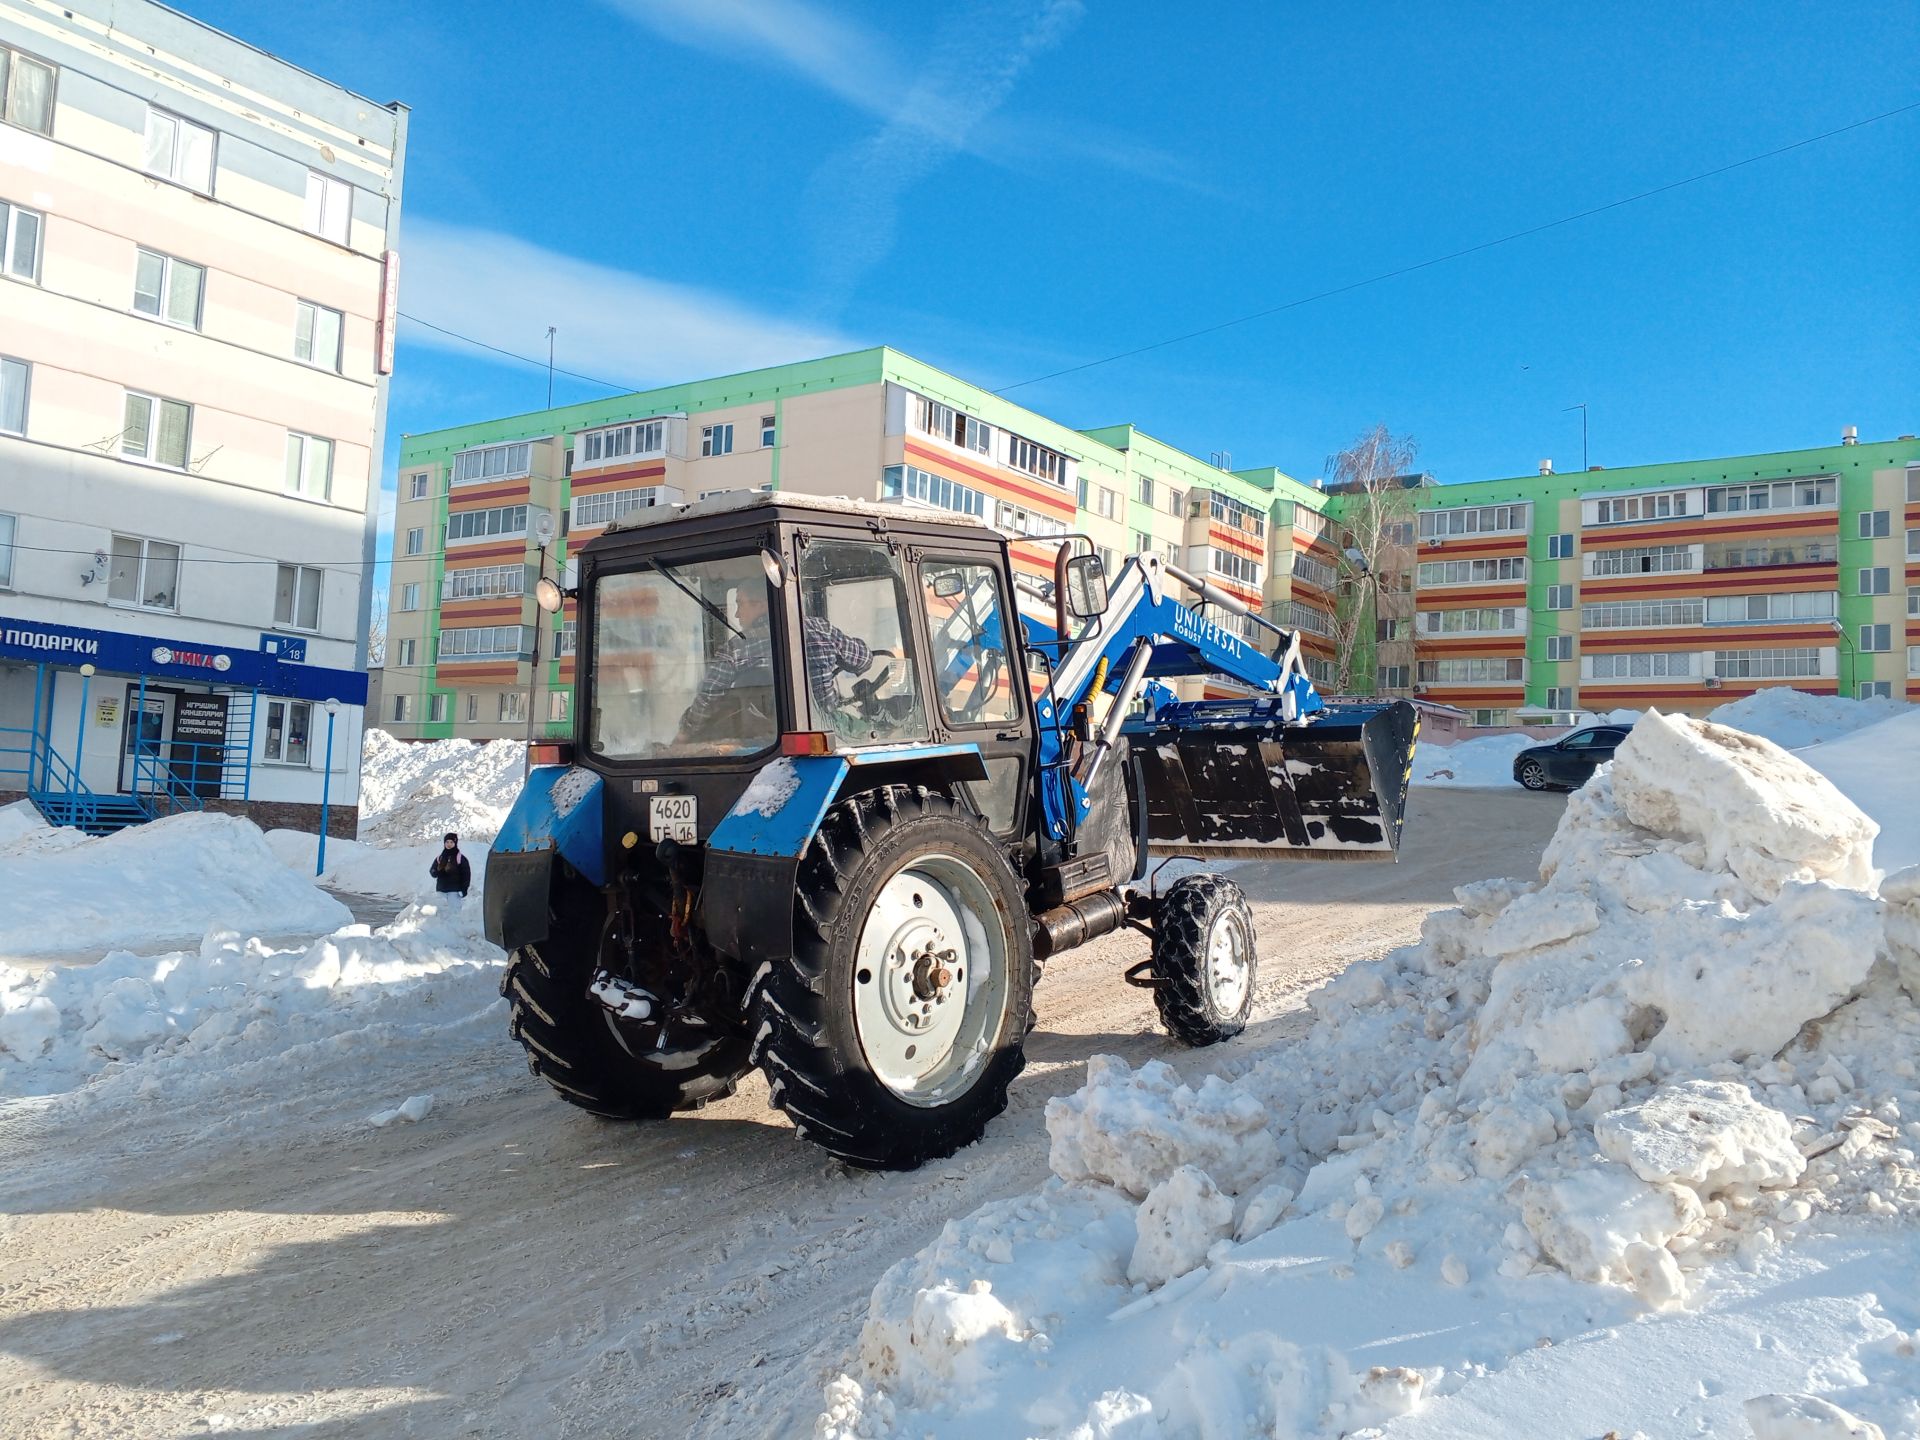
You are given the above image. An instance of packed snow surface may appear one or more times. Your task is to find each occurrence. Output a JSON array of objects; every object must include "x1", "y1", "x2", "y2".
[
  {"x1": 0, "y1": 812, "x2": 350, "y2": 961},
  {"x1": 356, "y1": 728, "x2": 525, "y2": 846},
  {"x1": 821, "y1": 710, "x2": 1920, "y2": 1438}
]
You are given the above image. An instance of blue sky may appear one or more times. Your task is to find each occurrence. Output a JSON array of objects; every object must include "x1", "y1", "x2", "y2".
[{"x1": 191, "y1": 0, "x2": 1918, "y2": 577}]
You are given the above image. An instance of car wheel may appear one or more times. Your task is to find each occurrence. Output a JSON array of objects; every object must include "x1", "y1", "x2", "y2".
[{"x1": 1518, "y1": 760, "x2": 1550, "y2": 791}]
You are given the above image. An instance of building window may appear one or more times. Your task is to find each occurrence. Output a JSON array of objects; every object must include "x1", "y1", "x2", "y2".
[
  {"x1": 1588, "y1": 492, "x2": 1689, "y2": 526},
  {"x1": 0, "y1": 46, "x2": 56, "y2": 135},
  {"x1": 445, "y1": 505, "x2": 530, "y2": 542},
  {"x1": 1544, "y1": 687, "x2": 1574, "y2": 711},
  {"x1": 1279, "y1": 600, "x2": 1334, "y2": 638},
  {"x1": 1211, "y1": 491, "x2": 1268, "y2": 536},
  {"x1": 106, "y1": 534, "x2": 180, "y2": 611},
  {"x1": 400, "y1": 582, "x2": 420, "y2": 611},
  {"x1": 1545, "y1": 635, "x2": 1573, "y2": 661},
  {"x1": 143, "y1": 108, "x2": 215, "y2": 194},
  {"x1": 275, "y1": 564, "x2": 322, "y2": 630},
  {"x1": 1862, "y1": 680, "x2": 1893, "y2": 700},
  {"x1": 1007, "y1": 434, "x2": 1065, "y2": 486},
  {"x1": 418, "y1": 693, "x2": 444, "y2": 723},
  {"x1": 1908, "y1": 529, "x2": 1920, "y2": 560},
  {"x1": 548, "y1": 690, "x2": 571, "y2": 722},
  {"x1": 1703, "y1": 538, "x2": 1828, "y2": 570},
  {"x1": 1288, "y1": 551, "x2": 1338, "y2": 591},
  {"x1": 452, "y1": 441, "x2": 531, "y2": 485},
  {"x1": 1548, "y1": 532, "x2": 1574, "y2": 559},
  {"x1": 1587, "y1": 652, "x2": 1695, "y2": 679},
  {"x1": 0, "y1": 355, "x2": 27, "y2": 435},
  {"x1": 0, "y1": 510, "x2": 14, "y2": 588},
  {"x1": 1417, "y1": 657, "x2": 1525, "y2": 684},
  {"x1": 700, "y1": 423, "x2": 734, "y2": 458},
  {"x1": 1586, "y1": 544, "x2": 1696, "y2": 577},
  {"x1": 1713, "y1": 648, "x2": 1823, "y2": 679},
  {"x1": 295, "y1": 299, "x2": 344, "y2": 371},
  {"x1": 1703, "y1": 591, "x2": 1836, "y2": 624},
  {"x1": 1546, "y1": 584, "x2": 1574, "y2": 609},
  {"x1": 995, "y1": 501, "x2": 1068, "y2": 539},
  {"x1": 1421, "y1": 503, "x2": 1530, "y2": 537},
  {"x1": 285, "y1": 432, "x2": 334, "y2": 500},
  {"x1": 882, "y1": 464, "x2": 986, "y2": 518},
  {"x1": 1910, "y1": 587, "x2": 1920, "y2": 619},
  {"x1": 463, "y1": 693, "x2": 478, "y2": 722},
  {"x1": 556, "y1": 619, "x2": 576, "y2": 656},
  {"x1": 578, "y1": 420, "x2": 665, "y2": 464},
  {"x1": 122, "y1": 391, "x2": 191, "y2": 468},
  {"x1": 1138, "y1": 476, "x2": 1155, "y2": 507},
  {"x1": 0, "y1": 198, "x2": 42, "y2": 280},
  {"x1": 1859, "y1": 510, "x2": 1891, "y2": 539},
  {"x1": 1417, "y1": 557, "x2": 1526, "y2": 587},
  {"x1": 1706, "y1": 477, "x2": 1836, "y2": 513},
  {"x1": 304, "y1": 170, "x2": 351, "y2": 243},
  {"x1": 1094, "y1": 486, "x2": 1118, "y2": 520},
  {"x1": 395, "y1": 638, "x2": 417, "y2": 667},
  {"x1": 391, "y1": 693, "x2": 414, "y2": 723},
  {"x1": 443, "y1": 564, "x2": 529, "y2": 600},
  {"x1": 1208, "y1": 548, "x2": 1262, "y2": 586},
  {"x1": 133, "y1": 248, "x2": 204, "y2": 328},
  {"x1": 1168, "y1": 487, "x2": 1184, "y2": 517},
  {"x1": 404, "y1": 527, "x2": 424, "y2": 556},
  {"x1": 1583, "y1": 598, "x2": 1704, "y2": 629},
  {"x1": 442, "y1": 625, "x2": 530, "y2": 659},
  {"x1": 572, "y1": 487, "x2": 660, "y2": 528},
  {"x1": 499, "y1": 691, "x2": 527, "y2": 722},
  {"x1": 1376, "y1": 664, "x2": 1409, "y2": 690},
  {"x1": 263, "y1": 699, "x2": 312, "y2": 764},
  {"x1": 1471, "y1": 709, "x2": 1511, "y2": 727},
  {"x1": 1375, "y1": 618, "x2": 1409, "y2": 642},
  {"x1": 1860, "y1": 623, "x2": 1891, "y2": 653},
  {"x1": 761, "y1": 414, "x2": 776, "y2": 448},
  {"x1": 407, "y1": 473, "x2": 429, "y2": 501},
  {"x1": 1859, "y1": 567, "x2": 1890, "y2": 596},
  {"x1": 1417, "y1": 606, "x2": 1522, "y2": 635}
]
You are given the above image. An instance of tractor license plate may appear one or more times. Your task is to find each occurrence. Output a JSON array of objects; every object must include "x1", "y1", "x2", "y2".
[{"x1": 648, "y1": 794, "x2": 697, "y2": 843}]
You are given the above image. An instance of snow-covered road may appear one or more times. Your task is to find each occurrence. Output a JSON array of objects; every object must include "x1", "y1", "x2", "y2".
[{"x1": 0, "y1": 787, "x2": 1568, "y2": 1439}]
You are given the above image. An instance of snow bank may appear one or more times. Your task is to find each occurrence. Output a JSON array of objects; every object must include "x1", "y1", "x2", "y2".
[
  {"x1": 356, "y1": 728, "x2": 524, "y2": 846},
  {"x1": 1801, "y1": 709, "x2": 1920, "y2": 877},
  {"x1": 1410, "y1": 732, "x2": 1535, "y2": 788},
  {"x1": 0, "y1": 799, "x2": 88, "y2": 857},
  {"x1": 822, "y1": 710, "x2": 1920, "y2": 1438},
  {"x1": 0, "y1": 812, "x2": 350, "y2": 961},
  {"x1": 0, "y1": 896, "x2": 503, "y2": 1098},
  {"x1": 264, "y1": 829, "x2": 491, "y2": 902},
  {"x1": 1708, "y1": 688, "x2": 1906, "y2": 751}
]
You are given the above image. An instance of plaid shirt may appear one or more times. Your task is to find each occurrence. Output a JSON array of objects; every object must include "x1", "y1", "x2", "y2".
[{"x1": 680, "y1": 616, "x2": 871, "y2": 731}]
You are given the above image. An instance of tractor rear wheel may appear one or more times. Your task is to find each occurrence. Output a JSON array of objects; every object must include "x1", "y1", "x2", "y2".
[
  {"x1": 1151, "y1": 874, "x2": 1256, "y2": 1047},
  {"x1": 503, "y1": 933, "x2": 750, "y2": 1120},
  {"x1": 750, "y1": 785, "x2": 1035, "y2": 1171}
]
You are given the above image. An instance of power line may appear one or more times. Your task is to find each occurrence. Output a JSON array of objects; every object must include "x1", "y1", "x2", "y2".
[
  {"x1": 398, "y1": 312, "x2": 640, "y2": 394},
  {"x1": 997, "y1": 99, "x2": 1920, "y2": 394}
]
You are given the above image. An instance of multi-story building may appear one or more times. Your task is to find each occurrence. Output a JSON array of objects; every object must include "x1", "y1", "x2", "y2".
[
  {"x1": 0, "y1": 0, "x2": 406, "y2": 832},
  {"x1": 1356, "y1": 436, "x2": 1920, "y2": 724},
  {"x1": 385, "y1": 348, "x2": 1326, "y2": 739}
]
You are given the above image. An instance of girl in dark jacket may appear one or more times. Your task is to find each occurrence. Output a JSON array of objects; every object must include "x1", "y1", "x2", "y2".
[{"x1": 430, "y1": 832, "x2": 471, "y2": 896}]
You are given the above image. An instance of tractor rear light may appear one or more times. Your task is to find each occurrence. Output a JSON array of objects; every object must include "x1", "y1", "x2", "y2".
[
  {"x1": 529, "y1": 742, "x2": 574, "y2": 767},
  {"x1": 779, "y1": 731, "x2": 836, "y2": 757}
]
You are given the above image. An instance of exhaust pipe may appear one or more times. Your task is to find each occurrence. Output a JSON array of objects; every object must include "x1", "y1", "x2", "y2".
[{"x1": 1033, "y1": 889, "x2": 1127, "y2": 958}]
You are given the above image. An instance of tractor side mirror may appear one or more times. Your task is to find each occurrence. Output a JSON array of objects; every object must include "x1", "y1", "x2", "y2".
[
  {"x1": 1063, "y1": 553, "x2": 1109, "y2": 619},
  {"x1": 931, "y1": 571, "x2": 965, "y2": 599}
]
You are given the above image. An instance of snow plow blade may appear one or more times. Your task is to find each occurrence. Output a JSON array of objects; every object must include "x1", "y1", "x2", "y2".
[{"x1": 1125, "y1": 698, "x2": 1418, "y2": 861}]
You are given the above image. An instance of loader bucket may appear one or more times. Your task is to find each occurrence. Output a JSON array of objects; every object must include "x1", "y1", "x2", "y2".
[{"x1": 1124, "y1": 698, "x2": 1418, "y2": 861}]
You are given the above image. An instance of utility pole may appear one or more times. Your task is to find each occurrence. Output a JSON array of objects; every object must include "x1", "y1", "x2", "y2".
[
  {"x1": 546, "y1": 326, "x2": 557, "y2": 409},
  {"x1": 1563, "y1": 403, "x2": 1588, "y2": 471}
]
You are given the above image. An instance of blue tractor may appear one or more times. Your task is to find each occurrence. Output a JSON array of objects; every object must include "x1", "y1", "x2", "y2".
[{"x1": 486, "y1": 492, "x2": 1417, "y2": 1170}]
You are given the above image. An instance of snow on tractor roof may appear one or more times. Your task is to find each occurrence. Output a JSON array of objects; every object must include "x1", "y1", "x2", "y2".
[{"x1": 605, "y1": 489, "x2": 994, "y2": 535}]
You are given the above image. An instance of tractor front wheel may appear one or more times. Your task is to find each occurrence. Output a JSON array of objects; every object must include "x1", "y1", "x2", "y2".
[
  {"x1": 750, "y1": 786, "x2": 1035, "y2": 1171},
  {"x1": 1151, "y1": 874, "x2": 1256, "y2": 1047}
]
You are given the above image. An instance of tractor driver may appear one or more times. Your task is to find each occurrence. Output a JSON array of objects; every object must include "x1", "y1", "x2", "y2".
[{"x1": 675, "y1": 584, "x2": 877, "y2": 741}]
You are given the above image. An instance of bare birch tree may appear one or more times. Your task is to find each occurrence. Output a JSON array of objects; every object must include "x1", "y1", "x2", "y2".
[{"x1": 1323, "y1": 425, "x2": 1423, "y2": 694}]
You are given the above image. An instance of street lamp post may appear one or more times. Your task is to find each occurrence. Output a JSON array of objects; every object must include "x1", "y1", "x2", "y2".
[
  {"x1": 317, "y1": 698, "x2": 340, "y2": 878},
  {"x1": 73, "y1": 663, "x2": 96, "y2": 805}
]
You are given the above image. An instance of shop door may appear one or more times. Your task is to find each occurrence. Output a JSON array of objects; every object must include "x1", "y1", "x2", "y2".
[
  {"x1": 170, "y1": 694, "x2": 231, "y2": 799},
  {"x1": 118, "y1": 688, "x2": 173, "y2": 794}
]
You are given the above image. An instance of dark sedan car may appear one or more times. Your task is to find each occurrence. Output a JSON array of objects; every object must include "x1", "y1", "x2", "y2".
[{"x1": 1513, "y1": 724, "x2": 1633, "y2": 791}]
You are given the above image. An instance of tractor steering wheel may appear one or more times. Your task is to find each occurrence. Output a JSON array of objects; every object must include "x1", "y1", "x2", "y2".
[{"x1": 842, "y1": 648, "x2": 905, "y2": 721}]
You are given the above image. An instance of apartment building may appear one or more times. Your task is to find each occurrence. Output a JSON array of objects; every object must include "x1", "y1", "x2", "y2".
[
  {"x1": 385, "y1": 348, "x2": 1323, "y2": 740},
  {"x1": 1368, "y1": 436, "x2": 1920, "y2": 724},
  {"x1": 0, "y1": 0, "x2": 406, "y2": 832}
]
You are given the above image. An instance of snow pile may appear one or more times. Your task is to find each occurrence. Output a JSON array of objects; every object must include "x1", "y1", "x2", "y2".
[
  {"x1": 1410, "y1": 732, "x2": 1536, "y2": 788},
  {"x1": 1708, "y1": 688, "x2": 1906, "y2": 751},
  {"x1": 822, "y1": 711, "x2": 1920, "y2": 1438},
  {"x1": 0, "y1": 897, "x2": 503, "y2": 1098},
  {"x1": 0, "y1": 799, "x2": 88, "y2": 857},
  {"x1": 0, "y1": 812, "x2": 350, "y2": 961},
  {"x1": 263, "y1": 829, "x2": 490, "y2": 902},
  {"x1": 356, "y1": 728, "x2": 525, "y2": 846},
  {"x1": 1800, "y1": 709, "x2": 1920, "y2": 878}
]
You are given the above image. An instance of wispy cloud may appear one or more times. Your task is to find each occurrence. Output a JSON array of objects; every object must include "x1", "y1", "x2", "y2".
[{"x1": 398, "y1": 220, "x2": 853, "y2": 389}]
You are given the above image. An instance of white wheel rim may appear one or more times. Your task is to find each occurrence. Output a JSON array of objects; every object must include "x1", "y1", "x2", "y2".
[
  {"x1": 851, "y1": 853, "x2": 1010, "y2": 1106},
  {"x1": 1206, "y1": 906, "x2": 1252, "y2": 1015}
]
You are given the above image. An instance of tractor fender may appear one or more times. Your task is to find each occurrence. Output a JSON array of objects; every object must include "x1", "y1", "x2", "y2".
[
  {"x1": 700, "y1": 745, "x2": 990, "y2": 970},
  {"x1": 483, "y1": 765, "x2": 606, "y2": 952}
]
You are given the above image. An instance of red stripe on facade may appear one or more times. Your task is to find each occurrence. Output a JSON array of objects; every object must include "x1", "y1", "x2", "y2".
[
  {"x1": 1210, "y1": 524, "x2": 1264, "y2": 560},
  {"x1": 1581, "y1": 626, "x2": 1837, "y2": 650},
  {"x1": 439, "y1": 599, "x2": 526, "y2": 622},
  {"x1": 1417, "y1": 586, "x2": 1528, "y2": 607},
  {"x1": 1582, "y1": 512, "x2": 1838, "y2": 547},
  {"x1": 1419, "y1": 636, "x2": 1526, "y2": 655},
  {"x1": 1588, "y1": 683, "x2": 1838, "y2": 703},
  {"x1": 435, "y1": 663, "x2": 521, "y2": 682},
  {"x1": 443, "y1": 541, "x2": 530, "y2": 564},
  {"x1": 1413, "y1": 535, "x2": 1528, "y2": 561},
  {"x1": 1294, "y1": 532, "x2": 1340, "y2": 560},
  {"x1": 1418, "y1": 686, "x2": 1525, "y2": 703},
  {"x1": 571, "y1": 462, "x2": 669, "y2": 491},
  {"x1": 447, "y1": 480, "x2": 534, "y2": 508},
  {"x1": 903, "y1": 441, "x2": 1077, "y2": 517}
]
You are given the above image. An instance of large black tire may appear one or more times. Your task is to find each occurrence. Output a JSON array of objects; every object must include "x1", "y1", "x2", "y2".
[
  {"x1": 503, "y1": 940, "x2": 750, "y2": 1119},
  {"x1": 1152, "y1": 874, "x2": 1256, "y2": 1047},
  {"x1": 749, "y1": 785, "x2": 1036, "y2": 1171}
]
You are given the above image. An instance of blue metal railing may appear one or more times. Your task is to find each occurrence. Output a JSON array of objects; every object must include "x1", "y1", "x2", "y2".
[
  {"x1": 128, "y1": 736, "x2": 254, "y2": 816},
  {"x1": 0, "y1": 724, "x2": 150, "y2": 834}
]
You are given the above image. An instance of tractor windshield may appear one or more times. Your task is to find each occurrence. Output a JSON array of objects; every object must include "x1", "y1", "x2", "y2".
[{"x1": 590, "y1": 554, "x2": 778, "y2": 760}]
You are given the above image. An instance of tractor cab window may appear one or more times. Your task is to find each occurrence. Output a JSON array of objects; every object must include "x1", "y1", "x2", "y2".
[
  {"x1": 921, "y1": 560, "x2": 1020, "y2": 726},
  {"x1": 797, "y1": 540, "x2": 927, "y2": 744},
  {"x1": 591, "y1": 553, "x2": 778, "y2": 759}
]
